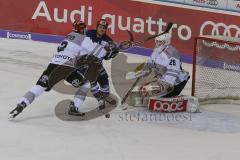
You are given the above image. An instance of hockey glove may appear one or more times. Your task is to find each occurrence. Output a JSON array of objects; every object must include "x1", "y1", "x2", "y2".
[{"x1": 104, "y1": 41, "x2": 120, "y2": 60}]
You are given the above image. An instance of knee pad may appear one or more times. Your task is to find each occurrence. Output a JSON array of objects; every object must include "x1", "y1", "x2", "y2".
[
  {"x1": 36, "y1": 64, "x2": 58, "y2": 91},
  {"x1": 66, "y1": 69, "x2": 86, "y2": 88},
  {"x1": 36, "y1": 71, "x2": 51, "y2": 91}
]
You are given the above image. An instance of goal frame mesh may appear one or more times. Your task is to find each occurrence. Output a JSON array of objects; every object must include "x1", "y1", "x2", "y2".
[{"x1": 191, "y1": 36, "x2": 240, "y2": 104}]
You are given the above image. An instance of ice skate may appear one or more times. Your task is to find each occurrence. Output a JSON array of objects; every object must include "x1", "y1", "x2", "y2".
[
  {"x1": 9, "y1": 102, "x2": 27, "y2": 119},
  {"x1": 68, "y1": 101, "x2": 85, "y2": 116},
  {"x1": 102, "y1": 93, "x2": 116, "y2": 105},
  {"x1": 98, "y1": 99, "x2": 106, "y2": 110}
]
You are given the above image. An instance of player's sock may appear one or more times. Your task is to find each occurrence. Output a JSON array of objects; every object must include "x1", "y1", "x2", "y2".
[
  {"x1": 73, "y1": 96, "x2": 85, "y2": 110},
  {"x1": 73, "y1": 82, "x2": 89, "y2": 111},
  {"x1": 18, "y1": 85, "x2": 46, "y2": 106}
]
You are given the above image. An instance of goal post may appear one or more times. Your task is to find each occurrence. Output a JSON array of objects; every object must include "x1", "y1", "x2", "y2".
[{"x1": 192, "y1": 36, "x2": 240, "y2": 104}]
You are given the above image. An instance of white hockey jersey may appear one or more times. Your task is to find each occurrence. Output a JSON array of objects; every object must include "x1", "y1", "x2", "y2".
[
  {"x1": 50, "y1": 32, "x2": 107, "y2": 66},
  {"x1": 146, "y1": 45, "x2": 189, "y2": 86}
]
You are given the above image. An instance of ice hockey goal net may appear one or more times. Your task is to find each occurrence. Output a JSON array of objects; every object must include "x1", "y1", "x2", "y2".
[{"x1": 192, "y1": 36, "x2": 240, "y2": 104}]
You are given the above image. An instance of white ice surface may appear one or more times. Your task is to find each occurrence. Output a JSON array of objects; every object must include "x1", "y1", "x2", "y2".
[{"x1": 1, "y1": 38, "x2": 240, "y2": 160}]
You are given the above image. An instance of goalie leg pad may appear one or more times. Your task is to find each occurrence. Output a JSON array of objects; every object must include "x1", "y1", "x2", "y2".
[{"x1": 148, "y1": 95, "x2": 199, "y2": 113}]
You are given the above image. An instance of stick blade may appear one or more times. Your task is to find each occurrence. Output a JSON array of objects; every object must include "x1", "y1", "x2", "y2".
[{"x1": 126, "y1": 30, "x2": 134, "y2": 42}]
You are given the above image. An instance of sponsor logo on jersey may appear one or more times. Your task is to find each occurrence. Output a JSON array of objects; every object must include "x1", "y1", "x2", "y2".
[
  {"x1": 53, "y1": 54, "x2": 72, "y2": 60},
  {"x1": 148, "y1": 98, "x2": 187, "y2": 112},
  {"x1": 7, "y1": 32, "x2": 31, "y2": 40},
  {"x1": 200, "y1": 20, "x2": 240, "y2": 38}
]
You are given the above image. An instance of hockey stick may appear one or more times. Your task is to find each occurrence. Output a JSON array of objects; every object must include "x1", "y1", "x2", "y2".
[
  {"x1": 126, "y1": 29, "x2": 134, "y2": 42},
  {"x1": 121, "y1": 77, "x2": 141, "y2": 106},
  {"x1": 117, "y1": 30, "x2": 134, "y2": 51},
  {"x1": 119, "y1": 22, "x2": 173, "y2": 50},
  {"x1": 133, "y1": 22, "x2": 173, "y2": 46}
]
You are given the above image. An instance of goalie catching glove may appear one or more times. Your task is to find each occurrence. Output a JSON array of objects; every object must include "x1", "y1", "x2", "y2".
[{"x1": 104, "y1": 40, "x2": 134, "y2": 60}]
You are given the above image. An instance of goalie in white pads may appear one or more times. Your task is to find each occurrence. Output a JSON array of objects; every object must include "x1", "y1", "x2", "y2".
[{"x1": 128, "y1": 33, "x2": 199, "y2": 112}]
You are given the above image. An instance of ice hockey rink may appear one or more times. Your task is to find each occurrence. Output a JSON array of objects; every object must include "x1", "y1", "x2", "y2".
[{"x1": 1, "y1": 38, "x2": 240, "y2": 160}]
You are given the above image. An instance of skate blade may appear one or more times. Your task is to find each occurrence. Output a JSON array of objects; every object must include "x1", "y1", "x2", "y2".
[
  {"x1": 68, "y1": 112, "x2": 85, "y2": 117},
  {"x1": 8, "y1": 114, "x2": 15, "y2": 120}
]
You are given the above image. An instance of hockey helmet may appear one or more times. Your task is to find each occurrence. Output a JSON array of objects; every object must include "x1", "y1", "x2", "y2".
[
  {"x1": 155, "y1": 33, "x2": 171, "y2": 47},
  {"x1": 72, "y1": 20, "x2": 86, "y2": 34}
]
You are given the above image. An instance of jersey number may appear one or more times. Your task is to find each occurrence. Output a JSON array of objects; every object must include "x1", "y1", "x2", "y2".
[
  {"x1": 169, "y1": 59, "x2": 176, "y2": 66},
  {"x1": 57, "y1": 41, "x2": 68, "y2": 52}
]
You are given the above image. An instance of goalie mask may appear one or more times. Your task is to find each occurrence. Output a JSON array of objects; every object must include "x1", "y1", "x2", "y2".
[
  {"x1": 72, "y1": 20, "x2": 86, "y2": 35},
  {"x1": 155, "y1": 33, "x2": 171, "y2": 48}
]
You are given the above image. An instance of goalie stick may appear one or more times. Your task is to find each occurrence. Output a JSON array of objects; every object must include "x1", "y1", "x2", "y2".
[
  {"x1": 133, "y1": 22, "x2": 173, "y2": 46},
  {"x1": 119, "y1": 22, "x2": 173, "y2": 50},
  {"x1": 121, "y1": 77, "x2": 141, "y2": 107}
]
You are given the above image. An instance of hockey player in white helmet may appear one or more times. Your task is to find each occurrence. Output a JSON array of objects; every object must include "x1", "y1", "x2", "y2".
[{"x1": 133, "y1": 32, "x2": 190, "y2": 99}]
